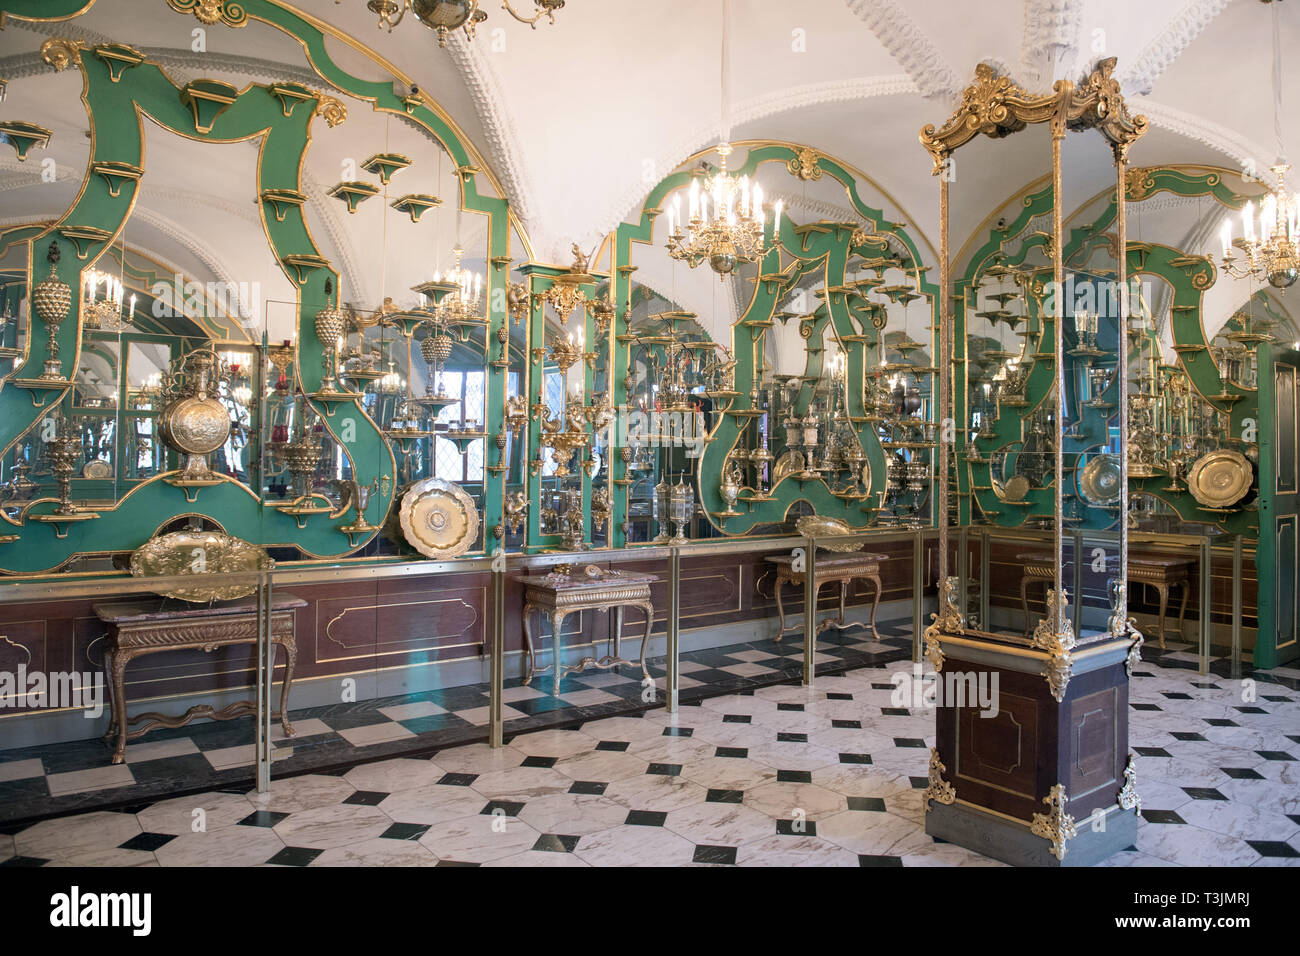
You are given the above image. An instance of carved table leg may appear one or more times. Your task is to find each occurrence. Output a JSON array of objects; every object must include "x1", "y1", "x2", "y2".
[
  {"x1": 277, "y1": 637, "x2": 297, "y2": 738},
  {"x1": 109, "y1": 648, "x2": 132, "y2": 765},
  {"x1": 774, "y1": 573, "x2": 789, "y2": 641},
  {"x1": 521, "y1": 602, "x2": 537, "y2": 685},
  {"x1": 638, "y1": 601, "x2": 655, "y2": 685},
  {"x1": 1155, "y1": 582, "x2": 1169, "y2": 650},
  {"x1": 838, "y1": 579, "x2": 848, "y2": 628},
  {"x1": 101, "y1": 646, "x2": 117, "y2": 745},
  {"x1": 869, "y1": 570, "x2": 883, "y2": 639},
  {"x1": 614, "y1": 604, "x2": 624, "y2": 669},
  {"x1": 551, "y1": 610, "x2": 566, "y2": 697}
]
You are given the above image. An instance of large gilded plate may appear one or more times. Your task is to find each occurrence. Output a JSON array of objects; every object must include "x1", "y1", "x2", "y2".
[
  {"x1": 795, "y1": 515, "x2": 863, "y2": 552},
  {"x1": 130, "y1": 531, "x2": 273, "y2": 603},
  {"x1": 1078, "y1": 454, "x2": 1123, "y2": 506},
  {"x1": 399, "y1": 477, "x2": 479, "y2": 559},
  {"x1": 1188, "y1": 449, "x2": 1252, "y2": 508}
]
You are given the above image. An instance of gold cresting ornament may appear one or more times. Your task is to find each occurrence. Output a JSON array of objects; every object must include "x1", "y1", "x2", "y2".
[
  {"x1": 166, "y1": 0, "x2": 249, "y2": 28},
  {"x1": 923, "y1": 748, "x2": 955, "y2": 811},
  {"x1": 1031, "y1": 588, "x2": 1075, "y2": 702},
  {"x1": 316, "y1": 95, "x2": 348, "y2": 129},
  {"x1": 1030, "y1": 784, "x2": 1078, "y2": 862},
  {"x1": 787, "y1": 147, "x2": 823, "y2": 182},
  {"x1": 922, "y1": 575, "x2": 963, "y2": 672},
  {"x1": 1124, "y1": 166, "x2": 1155, "y2": 202},
  {"x1": 40, "y1": 38, "x2": 83, "y2": 72},
  {"x1": 919, "y1": 57, "x2": 1147, "y2": 173},
  {"x1": 1117, "y1": 754, "x2": 1141, "y2": 813}
]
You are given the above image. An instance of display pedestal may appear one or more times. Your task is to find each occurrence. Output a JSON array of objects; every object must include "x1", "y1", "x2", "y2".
[{"x1": 924, "y1": 631, "x2": 1140, "y2": 867}]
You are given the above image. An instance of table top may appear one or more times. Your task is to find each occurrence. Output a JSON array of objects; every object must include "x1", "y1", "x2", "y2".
[
  {"x1": 1015, "y1": 550, "x2": 1195, "y2": 571},
  {"x1": 94, "y1": 593, "x2": 306, "y2": 625},
  {"x1": 512, "y1": 568, "x2": 658, "y2": 592},
  {"x1": 766, "y1": 552, "x2": 888, "y2": 569}
]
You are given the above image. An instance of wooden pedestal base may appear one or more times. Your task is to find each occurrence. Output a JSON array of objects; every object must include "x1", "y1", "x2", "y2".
[{"x1": 923, "y1": 632, "x2": 1139, "y2": 866}]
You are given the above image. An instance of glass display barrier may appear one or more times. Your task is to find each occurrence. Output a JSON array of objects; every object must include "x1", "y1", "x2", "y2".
[{"x1": 0, "y1": 529, "x2": 934, "y2": 821}]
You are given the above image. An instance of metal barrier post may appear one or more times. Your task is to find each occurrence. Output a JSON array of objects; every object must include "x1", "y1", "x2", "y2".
[
  {"x1": 1232, "y1": 535, "x2": 1243, "y2": 679},
  {"x1": 1200, "y1": 535, "x2": 1212, "y2": 675},
  {"x1": 489, "y1": 560, "x2": 505, "y2": 748},
  {"x1": 666, "y1": 546, "x2": 681, "y2": 712},
  {"x1": 803, "y1": 537, "x2": 817, "y2": 685},
  {"x1": 255, "y1": 569, "x2": 273, "y2": 794}
]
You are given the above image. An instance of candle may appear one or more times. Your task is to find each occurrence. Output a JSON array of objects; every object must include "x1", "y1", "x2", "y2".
[{"x1": 1220, "y1": 218, "x2": 1233, "y2": 258}]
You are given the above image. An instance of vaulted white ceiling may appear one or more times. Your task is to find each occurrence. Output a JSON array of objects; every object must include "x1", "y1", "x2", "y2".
[{"x1": 0, "y1": 0, "x2": 1294, "y2": 340}]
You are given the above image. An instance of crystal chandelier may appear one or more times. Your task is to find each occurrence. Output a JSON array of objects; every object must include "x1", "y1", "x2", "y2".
[
  {"x1": 355, "y1": 0, "x2": 565, "y2": 46},
  {"x1": 663, "y1": 1, "x2": 776, "y2": 277},
  {"x1": 1219, "y1": 0, "x2": 1298, "y2": 289},
  {"x1": 81, "y1": 268, "x2": 135, "y2": 331},
  {"x1": 431, "y1": 245, "x2": 483, "y2": 326},
  {"x1": 666, "y1": 146, "x2": 778, "y2": 276}
]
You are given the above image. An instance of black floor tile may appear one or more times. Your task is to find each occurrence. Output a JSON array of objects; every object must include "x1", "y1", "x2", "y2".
[
  {"x1": 266, "y1": 846, "x2": 322, "y2": 866},
  {"x1": 238, "y1": 810, "x2": 289, "y2": 828},
  {"x1": 847, "y1": 797, "x2": 887, "y2": 812},
  {"x1": 693, "y1": 845, "x2": 737, "y2": 865},
  {"x1": 532, "y1": 833, "x2": 581, "y2": 853},
  {"x1": 625, "y1": 809, "x2": 667, "y2": 827},
  {"x1": 481, "y1": 800, "x2": 525, "y2": 817},
  {"x1": 118, "y1": 831, "x2": 175, "y2": 852},
  {"x1": 1246, "y1": 840, "x2": 1299, "y2": 858},
  {"x1": 380, "y1": 822, "x2": 430, "y2": 841},
  {"x1": 706, "y1": 789, "x2": 744, "y2": 804}
]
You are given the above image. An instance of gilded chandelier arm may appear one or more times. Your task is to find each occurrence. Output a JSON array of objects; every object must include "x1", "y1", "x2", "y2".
[{"x1": 501, "y1": 0, "x2": 563, "y2": 28}]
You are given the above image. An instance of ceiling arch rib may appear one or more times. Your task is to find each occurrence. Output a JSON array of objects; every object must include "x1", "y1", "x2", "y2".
[
  {"x1": 841, "y1": 0, "x2": 960, "y2": 101},
  {"x1": 1136, "y1": 98, "x2": 1272, "y2": 176},
  {"x1": 444, "y1": 33, "x2": 538, "y2": 225},
  {"x1": 1019, "y1": 0, "x2": 1083, "y2": 87},
  {"x1": 1120, "y1": 0, "x2": 1236, "y2": 96}
]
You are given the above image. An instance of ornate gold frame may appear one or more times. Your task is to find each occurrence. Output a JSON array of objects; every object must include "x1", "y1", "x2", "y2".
[{"x1": 920, "y1": 57, "x2": 1147, "y2": 690}]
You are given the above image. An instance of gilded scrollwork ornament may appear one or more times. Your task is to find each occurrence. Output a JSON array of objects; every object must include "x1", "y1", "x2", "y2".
[
  {"x1": 1030, "y1": 784, "x2": 1078, "y2": 862},
  {"x1": 40, "y1": 38, "x2": 83, "y2": 73},
  {"x1": 1067, "y1": 57, "x2": 1149, "y2": 161},
  {"x1": 1108, "y1": 581, "x2": 1145, "y2": 675},
  {"x1": 923, "y1": 747, "x2": 955, "y2": 810},
  {"x1": 316, "y1": 95, "x2": 348, "y2": 129},
  {"x1": 923, "y1": 575, "x2": 963, "y2": 672},
  {"x1": 166, "y1": 0, "x2": 249, "y2": 28},
  {"x1": 1124, "y1": 165, "x2": 1155, "y2": 201},
  {"x1": 786, "y1": 147, "x2": 823, "y2": 182},
  {"x1": 1117, "y1": 753, "x2": 1141, "y2": 812},
  {"x1": 1031, "y1": 588, "x2": 1075, "y2": 702}
]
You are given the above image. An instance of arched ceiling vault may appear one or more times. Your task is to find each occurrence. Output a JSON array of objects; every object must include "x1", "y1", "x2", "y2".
[{"x1": 1, "y1": 0, "x2": 1293, "y2": 300}]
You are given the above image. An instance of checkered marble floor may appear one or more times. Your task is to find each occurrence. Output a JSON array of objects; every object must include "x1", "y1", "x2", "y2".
[
  {"x1": 0, "y1": 623, "x2": 915, "y2": 825},
  {"x1": 2, "y1": 651, "x2": 1296, "y2": 867}
]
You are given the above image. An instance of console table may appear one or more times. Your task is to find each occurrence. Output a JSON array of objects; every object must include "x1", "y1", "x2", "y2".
[
  {"x1": 766, "y1": 551, "x2": 888, "y2": 640},
  {"x1": 93, "y1": 593, "x2": 305, "y2": 764},
  {"x1": 1016, "y1": 550, "x2": 1193, "y2": 647},
  {"x1": 514, "y1": 568, "x2": 657, "y2": 696}
]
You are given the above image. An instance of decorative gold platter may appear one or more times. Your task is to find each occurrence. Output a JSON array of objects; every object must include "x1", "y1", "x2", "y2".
[
  {"x1": 130, "y1": 531, "x2": 273, "y2": 603},
  {"x1": 998, "y1": 474, "x2": 1030, "y2": 502},
  {"x1": 1187, "y1": 449, "x2": 1252, "y2": 508},
  {"x1": 795, "y1": 515, "x2": 863, "y2": 552},
  {"x1": 1078, "y1": 454, "x2": 1123, "y2": 506},
  {"x1": 398, "y1": 477, "x2": 479, "y2": 559}
]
